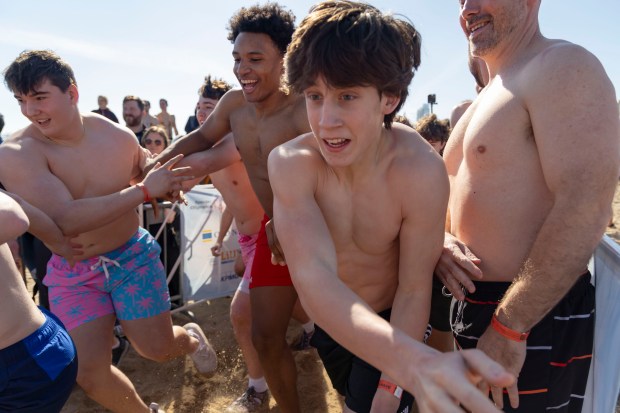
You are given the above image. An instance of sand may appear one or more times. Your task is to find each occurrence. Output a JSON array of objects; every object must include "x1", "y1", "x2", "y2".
[{"x1": 58, "y1": 182, "x2": 620, "y2": 413}]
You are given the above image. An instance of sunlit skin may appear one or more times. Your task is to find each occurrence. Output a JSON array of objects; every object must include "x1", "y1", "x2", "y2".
[
  {"x1": 304, "y1": 77, "x2": 397, "y2": 171},
  {"x1": 233, "y1": 32, "x2": 284, "y2": 104}
]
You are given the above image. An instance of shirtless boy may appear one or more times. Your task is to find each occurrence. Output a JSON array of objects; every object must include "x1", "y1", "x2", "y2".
[
  {"x1": 269, "y1": 2, "x2": 513, "y2": 412},
  {"x1": 0, "y1": 190, "x2": 77, "y2": 412},
  {"x1": 182, "y1": 76, "x2": 269, "y2": 411},
  {"x1": 0, "y1": 50, "x2": 216, "y2": 413},
  {"x1": 149, "y1": 5, "x2": 311, "y2": 411},
  {"x1": 436, "y1": 0, "x2": 620, "y2": 411}
]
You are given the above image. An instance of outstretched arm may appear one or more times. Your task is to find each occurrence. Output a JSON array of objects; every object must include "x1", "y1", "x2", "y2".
[{"x1": 269, "y1": 142, "x2": 512, "y2": 413}]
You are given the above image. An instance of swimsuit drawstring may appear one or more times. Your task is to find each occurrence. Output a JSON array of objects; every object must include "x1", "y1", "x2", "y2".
[{"x1": 90, "y1": 256, "x2": 121, "y2": 281}]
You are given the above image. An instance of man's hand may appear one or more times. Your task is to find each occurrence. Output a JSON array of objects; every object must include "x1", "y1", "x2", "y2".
[
  {"x1": 266, "y1": 218, "x2": 286, "y2": 266},
  {"x1": 45, "y1": 235, "x2": 83, "y2": 268},
  {"x1": 370, "y1": 385, "x2": 401, "y2": 413},
  {"x1": 210, "y1": 240, "x2": 223, "y2": 257},
  {"x1": 141, "y1": 154, "x2": 194, "y2": 199},
  {"x1": 476, "y1": 326, "x2": 526, "y2": 409},
  {"x1": 434, "y1": 233, "x2": 483, "y2": 300},
  {"x1": 411, "y1": 349, "x2": 514, "y2": 413}
]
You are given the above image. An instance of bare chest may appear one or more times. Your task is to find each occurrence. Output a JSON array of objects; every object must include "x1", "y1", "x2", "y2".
[
  {"x1": 317, "y1": 180, "x2": 401, "y2": 256},
  {"x1": 45, "y1": 141, "x2": 135, "y2": 198}
]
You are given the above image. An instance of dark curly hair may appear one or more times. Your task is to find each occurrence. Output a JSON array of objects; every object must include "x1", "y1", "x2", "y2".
[
  {"x1": 285, "y1": 1, "x2": 421, "y2": 128},
  {"x1": 199, "y1": 75, "x2": 232, "y2": 100},
  {"x1": 415, "y1": 114, "x2": 451, "y2": 144},
  {"x1": 227, "y1": 2, "x2": 296, "y2": 54},
  {"x1": 4, "y1": 49, "x2": 77, "y2": 95}
]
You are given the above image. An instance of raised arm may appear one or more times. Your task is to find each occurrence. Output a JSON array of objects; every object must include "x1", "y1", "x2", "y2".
[{"x1": 269, "y1": 141, "x2": 512, "y2": 413}]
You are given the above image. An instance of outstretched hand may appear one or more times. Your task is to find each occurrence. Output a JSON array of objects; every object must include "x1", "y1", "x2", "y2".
[
  {"x1": 266, "y1": 218, "x2": 286, "y2": 266},
  {"x1": 434, "y1": 233, "x2": 483, "y2": 300},
  {"x1": 142, "y1": 154, "x2": 193, "y2": 216},
  {"x1": 411, "y1": 349, "x2": 514, "y2": 413}
]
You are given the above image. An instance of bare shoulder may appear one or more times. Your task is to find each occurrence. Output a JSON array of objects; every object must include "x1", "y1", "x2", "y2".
[
  {"x1": 524, "y1": 40, "x2": 612, "y2": 91},
  {"x1": 389, "y1": 124, "x2": 448, "y2": 190},
  {"x1": 271, "y1": 132, "x2": 319, "y2": 164},
  {"x1": 0, "y1": 125, "x2": 45, "y2": 163}
]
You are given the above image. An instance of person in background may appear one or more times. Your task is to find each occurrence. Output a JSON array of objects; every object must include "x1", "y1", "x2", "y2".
[
  {"x1": 142, "y1": 100, "x2": 160, "y2": 129},
  {"x1": 415, "y1": 114, "x2": 451, "y2": 156},
  {"x1": 92, "y1": 95, "x2": 119, "y2": 123},
  {"x1": 123, "y1": 95, "x2": 147, "y2": 142},
  {"x1": 156, "y1": 98, "x2": 178, "y2": 140},
  {"x1": 142, "y1": 125, "x2": 170, "y2": 155}
]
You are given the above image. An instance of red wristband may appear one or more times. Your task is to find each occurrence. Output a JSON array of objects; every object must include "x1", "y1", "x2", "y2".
[
  {"x1": 378, "y1": 379, "x2": 403, "y2": 400},
  {"x1": 491, "y1": 314, "x2": 529, "y2": 342},
  {"x1": 136, "y1": 183, "x2": 151, "y2": 203}
]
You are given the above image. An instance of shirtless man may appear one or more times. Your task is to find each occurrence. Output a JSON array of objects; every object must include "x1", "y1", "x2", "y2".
[
  {"x1": 0, "y1": 190, "x2": 78, "y2": 412},
  {"x1": 270, "y1": 2, "x2": 513, "y2": 413},
  {"x1": 157, "y1": 98, "x2": 179, "y2": 140},
  {"x1": 436, "y1": 1, "x2": 620, "y2": 411},
  {"x1": 182, "y1": 76, "x2": 270, "y2": 411},
  {"x1": 149, "y1": 5, "x2": 310, "y2": 411},
  {"x1": 0, "y1": 50, "x2": 216, "y2": 413}
]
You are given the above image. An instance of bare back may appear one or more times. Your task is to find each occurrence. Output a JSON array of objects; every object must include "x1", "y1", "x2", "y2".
[
  {"x1": 0, "y1": 244, "x2": 45, "y2": 349},
  {"x1": 0, "y1": 114, "x2": 146, "y2": 258}
]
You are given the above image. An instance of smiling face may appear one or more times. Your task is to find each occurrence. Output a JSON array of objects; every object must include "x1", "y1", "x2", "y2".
[
  {"x1": 232, "y1": 32, "x2": 284, "y2": 103},
  {"x1": 459, "y1": 0, "x2": 527, "y2": 57},
  {"x1": 14, "y1": 78, "x2": 78, "y2": 139},
  {"x1": 304, "y1": 76, "x2": 398, "y2": 168},
  {"x1": 123, "y1": 100, "x2": 143, "y2": 127}
]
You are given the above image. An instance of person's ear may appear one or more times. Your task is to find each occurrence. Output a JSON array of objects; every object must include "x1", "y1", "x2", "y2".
[
  {"x1": 68, "y1": 84, "x2": 79, "y2": 104},
  {"x1": 383, "y1": 94, "x2": 401, "y2": 115}
]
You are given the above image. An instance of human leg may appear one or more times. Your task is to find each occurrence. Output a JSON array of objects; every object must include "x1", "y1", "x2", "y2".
[
  {"x1": 70, "y1": 314, "x2": 152, "y2": 413},
  {"x1": 251, "y1": 285, "x2": 299, "y2": 413}
]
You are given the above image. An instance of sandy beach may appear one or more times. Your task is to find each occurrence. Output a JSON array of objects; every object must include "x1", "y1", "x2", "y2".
[{"x1": 54, "y1": 183, "x2": 620, "y2": 412}]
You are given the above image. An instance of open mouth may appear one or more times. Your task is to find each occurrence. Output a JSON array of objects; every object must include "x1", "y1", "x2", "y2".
[
  {"x1": 323, "y1": 138, "x2": 350, "y2": 149},
  {"x1": 240, "y1": 79, "x2": 257, "y2": 93}
]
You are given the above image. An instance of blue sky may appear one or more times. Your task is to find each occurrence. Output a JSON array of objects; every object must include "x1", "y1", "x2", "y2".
[{"x1": 1, "y1": 1, "x2": 619, "y2": 137}]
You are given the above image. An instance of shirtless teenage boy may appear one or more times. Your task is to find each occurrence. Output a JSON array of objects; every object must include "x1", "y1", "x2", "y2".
[
  {"x1": 270, "y1": 2, "x2": 513, "y2": 412},
  {"x1": 0, "y1": 50, "x2": 216, "y2": 413},
  {"x1": 436, "y1": 0, "x2": 620, "y2": 411},
  {"x1": 149, "y1": 5, "x2": 310, "y2": 411},
  {"x1": 181, "y1": 76, "x2": 269, "y2": 411}
]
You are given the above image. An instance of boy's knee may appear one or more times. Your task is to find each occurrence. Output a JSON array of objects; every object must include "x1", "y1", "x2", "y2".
[
  {"x1": 134, "y1": 338, "x2": 174, "y2": 363},
  {"x1": 230, "y1": 303, "x2": 251, "y2": 330}
]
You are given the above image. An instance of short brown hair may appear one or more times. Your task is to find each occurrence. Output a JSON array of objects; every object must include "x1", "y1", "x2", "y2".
[
  {"x1": 285, "y1": 1, "x2": 421, "y2": 128},
  {"x1": 4, "y1": 50, "x2": 77, "y2": 95},
  {"x1": 123, "y1": 95, "x2": 145, "y2": 111}
]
